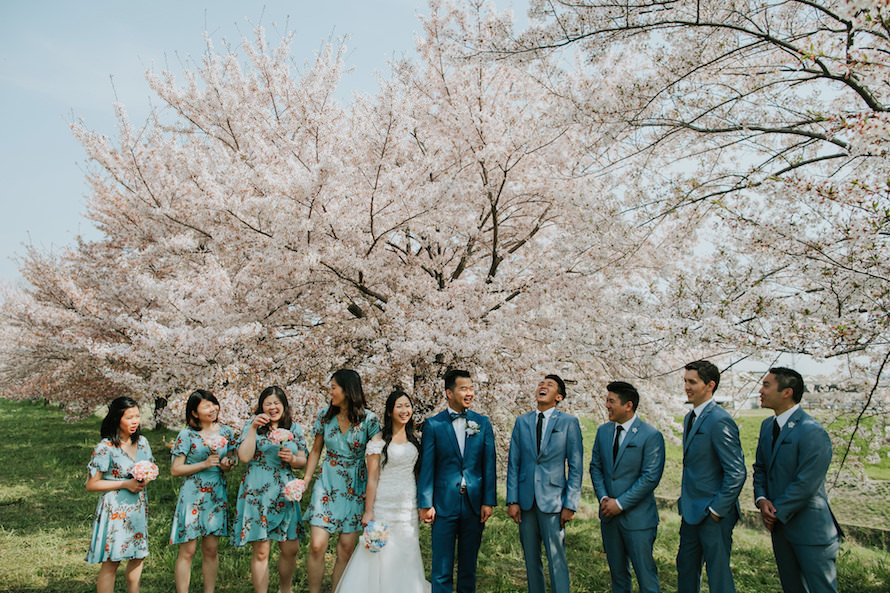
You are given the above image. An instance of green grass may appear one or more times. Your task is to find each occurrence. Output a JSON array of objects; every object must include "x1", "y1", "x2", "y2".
[{"x1": 1, "y1": 398, "x2": 888, "y2": 592}]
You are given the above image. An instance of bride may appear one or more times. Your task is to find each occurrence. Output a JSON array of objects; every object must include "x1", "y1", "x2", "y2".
[{"x1": 334, "y1": 389, "x2": 430, "y2": 593}]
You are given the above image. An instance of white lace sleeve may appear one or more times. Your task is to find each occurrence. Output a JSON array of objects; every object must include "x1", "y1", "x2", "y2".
[{"x1": 366, "y1": 439, "x2": 385, "y2": 456}]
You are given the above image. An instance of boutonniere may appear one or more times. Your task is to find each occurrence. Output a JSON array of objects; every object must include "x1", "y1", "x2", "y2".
[
  {"x1": 788, "y1": 421, "x2": 795, "y2": 429},
  {"x1": 466, "y1": 420, "x2": 480, "y2": 436},
  {"x1": 632, "y1": 427, "x2": 638, "y2": 434}
]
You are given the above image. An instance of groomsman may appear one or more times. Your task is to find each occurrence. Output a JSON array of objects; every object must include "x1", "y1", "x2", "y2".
[
  {"x1": 418, "y1": 369, "x2": 498, "y2": 593},
  {"x1": 677, "y1": 360, "x2": 746, "y2": 593},
  {"x1": 753, "y1": 367, "x2": 841, "y2": 593},
  {"x1": 590, "y1": 381, "x2": 666, "y2": 593},
  {"x1": 506, "y1": 374, "x2": 584, "y2": 593}
]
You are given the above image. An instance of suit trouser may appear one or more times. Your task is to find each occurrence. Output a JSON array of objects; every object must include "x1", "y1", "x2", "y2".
[
  {"x1": 430, "y1": 492, "x2": 485, "y2": 593},
  {"x1": 601, "y1": 519, "x2": 660, "y2": 593},
  {"x1": 517, "y1": 503, "x2": 570, "y2": 593},
  {"x1": 771, "y1": 523, "x2": 839, "y2": 593},
  {"x1": 676, "y1": 512, "x2": 738, "y2": 593}
]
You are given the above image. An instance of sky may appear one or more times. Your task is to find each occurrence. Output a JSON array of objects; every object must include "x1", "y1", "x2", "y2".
[{"x1": 0, "y1": 0, "x2": 528, "y2": 285}]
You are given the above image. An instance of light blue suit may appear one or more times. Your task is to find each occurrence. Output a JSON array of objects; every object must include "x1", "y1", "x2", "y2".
[
  {"x1": 590, "y1": 416, "x2": 665, "y2": 593},
  {"x1": 753, "y1": 407, "x2": 841, "y2": 593},
  {"x1": 506, "y1": 409, "x2": 583, "y2": 593},
  {"x1": 418, "y1": 409, "x2": 497, "y2": 593},
  {"x1": 677, "y1": 400, "x2": 746, "y2": 593}
]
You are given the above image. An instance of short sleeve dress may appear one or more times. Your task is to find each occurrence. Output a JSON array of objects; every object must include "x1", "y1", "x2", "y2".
[
  {"x1": 169, "y1": 425, "x2": 235, "y2": 544},
  {"x1": 85, "y1": 436, "x2": 154, "y2": 564},
  {"x1": 231, "y1": 422, "x2": 308, "y2": 545},
  {"x1": 306, "y1": 408, "x2": 381, "y2": 533}
]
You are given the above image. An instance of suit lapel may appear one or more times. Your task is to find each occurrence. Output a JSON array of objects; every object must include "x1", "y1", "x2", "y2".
[
  {"x1": 613, "y1": 417, "x2": 637, "y2": 468},
  {"x1": 683, "y1": 401, "x2": 713, "y2": 458},
  {"x1": 539, "y1": 410, "x2": 560, "y2": 457},
  {"x1": 768, "y1": 407, "x2": 803, "y2": 469},
  {"x1": 439, "y1": 410, "x2": 463, "y2": 459}
]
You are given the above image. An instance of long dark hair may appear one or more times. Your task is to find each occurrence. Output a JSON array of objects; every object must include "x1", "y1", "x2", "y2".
[
  {"x1": 381, "y1": 389, "x2": 421, "y2": 478},
  {"x1": 100, "y1": 396, "x2": 141, "y2": 446},
  {"x1": 185, "y1": 389, "x2": 220, "y2": 430},
  {"x1": 323, "y1": 369, "x2": 367, "y2": 425},
  {"x1": 254, "y1": 386, "x2": 293, "y2": 436}
]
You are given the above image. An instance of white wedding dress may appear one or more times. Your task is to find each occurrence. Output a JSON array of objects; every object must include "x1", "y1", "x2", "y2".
[{"x1": 334, "y1": 440, "x2": 430, "y2": 593}]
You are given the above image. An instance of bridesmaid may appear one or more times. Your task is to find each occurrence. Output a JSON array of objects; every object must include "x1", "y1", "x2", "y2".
[
  {"x1": 169, "y1": 389, "x2": 236, "y2": 593},
  {"x1": 304, "y1": 369, "x2": 381, "y2": 593},
  {"x1": 233, "y1": 386, "x2": 308, "y2": 593},
  {"x1": 85, "y1": 396, "x2": 155, "y2": 593}
]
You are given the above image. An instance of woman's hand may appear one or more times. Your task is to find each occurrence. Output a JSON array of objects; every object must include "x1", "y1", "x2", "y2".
[
  {"x1": 220, "y1": 456, "x2": 237, "y2": 472},
  {"x1": 278, "y1": 447, "x2": 303, "y2": 468},
  {"x1": 251, "y1": 413, "x2": 271, "y2": 430},
  {"x1": 124, "y1": 478, "x2": 147, "y2": 493},
  {"x1": 204, "y1": 453, "x2": 221, "y2": 469},
  {"x1": 361, "y1": 510, "x2": 374, "y2": 527}
]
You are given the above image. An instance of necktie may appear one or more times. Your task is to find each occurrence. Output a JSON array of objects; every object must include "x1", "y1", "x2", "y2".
[
  {"x1": 613, "y1": 425, "x2": 624, "y2": 461},
  {"x1": 450, "y1": 411, "x2": 467, "y2": 421},
  {"x1": 536, "y1": 412, "x2": 544, "y2": 454},
  {"x1": 685, "y1": 411, "x2": 696, "y2": 441},
  {"x1": 772, "y1": 418, "x2": 780, "y2": 448}
]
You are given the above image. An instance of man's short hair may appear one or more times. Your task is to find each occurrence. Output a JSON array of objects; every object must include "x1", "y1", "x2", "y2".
[
  {"x1": 444, "y1": 368, "x2": 471, "y2": 393},
  {"x1": 769, "y1": 367, "x2": 805, "y2": 403},
  {"x1": 684, "y1": 360, "x2": 721, "y2": 392},
  {"x1": 606, "y1": 380, "x2": 640, "y2": 412},
  {"x1": 545, "y1": 374, "x2": 566, "y2": 398}
]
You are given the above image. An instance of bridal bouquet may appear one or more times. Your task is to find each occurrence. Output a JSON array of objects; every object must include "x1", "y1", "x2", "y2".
[
  {"x1": 283, "y1": 478, "x2": 307, "y2": 502},
  {"x1": 202, "y1": 434, "x2": 228, "y2": 453},
  {"x1": 130, "y1": 460, "x2": 159, "y2": 482},
  {"x1": 362, "y1": 521, "x2": 389, "y2": 553},
  {"x1": 268, "y1": 428, "x2": 294, "y2": 445}
]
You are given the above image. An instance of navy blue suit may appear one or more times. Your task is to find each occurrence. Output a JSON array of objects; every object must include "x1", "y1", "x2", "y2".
[
  {"x1": 677, "y1": 400, "x2": 746, "y2": 593},
  {"x1": 753, "y1": 407, "x2": 841, "y2": 593},
  {"x1": 591, "y1": 417, "x2": 665, "y2": 593},
  {"x1": 418, "y1": 410, "x2": 497, "y2": 593}
]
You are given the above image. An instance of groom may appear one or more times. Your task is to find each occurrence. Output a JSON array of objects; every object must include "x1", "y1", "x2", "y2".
[{"x1": 418, "y1": 369, "x2": 498, "y2": 593}]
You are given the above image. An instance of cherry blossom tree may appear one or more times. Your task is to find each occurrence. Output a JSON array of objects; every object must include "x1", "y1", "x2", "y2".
[
  {"x1": 513, "y1": 0, "x2": 890, "y2": 467},
  {"x1": 0, "y1": 0, "x2": 681, "y2": 435}
]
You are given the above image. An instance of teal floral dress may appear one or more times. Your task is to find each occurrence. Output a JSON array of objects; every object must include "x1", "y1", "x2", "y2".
[
  {"x1": 306, "y1": 408, "x2": 381, "y2": 533},
  {"x1": 231, "y1": 422, "x2": 308, "y2": 545},
  {"x1": 169, "y1": 425, "x2": 235, "y2": 544},
  {"x1": 85, "y1": 436, "x2": 154, "y2": 563}
]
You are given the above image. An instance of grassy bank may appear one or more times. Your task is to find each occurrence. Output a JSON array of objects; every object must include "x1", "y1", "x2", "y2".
[{"x1": 0, "y1": 398, "x2": 887, "y2": 592}]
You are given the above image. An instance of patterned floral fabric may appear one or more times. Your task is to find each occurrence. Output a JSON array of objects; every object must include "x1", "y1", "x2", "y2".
[
  {"x1": 306, "y1": 407, "x2": 381, "y2": 533},
  {"x1": 85, "y1": 436, "x2": 154, "y2": 564},
  {"x1": 231, "y1": 422, "x2": 308, "y2": 545},
  {"x1": 169, "y1": 425, "x2": 235, "y2": 544}
]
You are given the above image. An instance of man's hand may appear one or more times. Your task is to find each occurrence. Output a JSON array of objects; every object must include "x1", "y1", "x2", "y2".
[
  {"x1": 600, "y1": 497, "x2": 622, "y2": 518},
  {"x1": 507, "y1": 503, "x2": 521, "y2": 524},
  {"x1": 480, "y1": 505, "x2": 493, "y2": 523},
  {"x1": 419, "y1": 507, "x2": 436, "y2": 524},
  {"x1": 757, "y1": 498, "x2": 777, "y2": 531},
  {"x1": 560, "y1": 508, "x2": 575, "y2": 528}
]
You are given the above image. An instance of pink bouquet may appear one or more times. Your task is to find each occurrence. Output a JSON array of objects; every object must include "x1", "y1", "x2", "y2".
[
  {"x1": 130, "y1": 460, "x2": 159, "y2": 482},
  {"x1": 283, "y1": 478, "x2": 306, "y2": 502},
  {"x1": 202, "y1": 434, "x2": 228, "y2": 452},
  {"x1": 268, "y1": 428, "x2": 294, "y2": 445},
  {"x1": 362, "y1": 521, "x2": 389, "y2": 553}
]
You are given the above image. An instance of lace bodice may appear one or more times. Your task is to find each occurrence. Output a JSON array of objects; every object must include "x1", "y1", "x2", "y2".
[{"x1": 372, "y1": 441, "x2": 418, "y2": 526}]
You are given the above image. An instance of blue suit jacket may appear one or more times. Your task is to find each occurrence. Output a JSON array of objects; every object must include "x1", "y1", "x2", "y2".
[
  {"x1": 506, "y1": 409, "x2": 583, "y2": 513},
  {"x1": 680, "y1": 400, "x2": 746, "y2": 524},
  {"x1": 417, "y1": 409, "x2": 497, "y2": 517},
  {"x1": 752, "y1": 407, "x2": 839, "y2": 545},
  {"x1": 590, "y1": 417, "x2": 665, "y2": 530}
]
